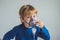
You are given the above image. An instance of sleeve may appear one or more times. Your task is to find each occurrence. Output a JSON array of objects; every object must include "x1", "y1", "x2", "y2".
[
  {"x1": 37, "y1": 25, "x2": 50, "y2": 40},
  {"x1": 3, "y1": 27, "x2": 17, "y2": 40}
]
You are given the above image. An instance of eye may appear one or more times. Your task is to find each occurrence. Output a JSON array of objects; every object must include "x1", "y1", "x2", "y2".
[{"x1": 27, "y1": 17, "x2": 30, "y2": 19}]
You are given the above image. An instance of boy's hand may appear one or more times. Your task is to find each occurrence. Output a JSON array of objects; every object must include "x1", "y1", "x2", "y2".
[{"x1": 36, "y1": 21, "x2": 44, "y2": 29}]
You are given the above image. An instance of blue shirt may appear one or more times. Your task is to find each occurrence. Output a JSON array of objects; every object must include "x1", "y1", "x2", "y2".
[{"x1": 3, "y1": 23, "x2": 50, "y2": 40}]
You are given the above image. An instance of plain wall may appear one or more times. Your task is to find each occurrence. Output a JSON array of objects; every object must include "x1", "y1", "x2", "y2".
[{"x1": 0, "y1": 0, "x2": 60, "y2": 40}]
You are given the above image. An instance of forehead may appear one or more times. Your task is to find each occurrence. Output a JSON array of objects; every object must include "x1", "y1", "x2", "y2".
[{"x1": 25, "y1": 10, "x2": 37, "y2": 16}]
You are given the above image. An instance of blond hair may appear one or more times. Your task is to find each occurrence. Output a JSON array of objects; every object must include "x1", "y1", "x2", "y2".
[{"x1": 19, "y1": 5, "x2": 37, "y2": 18}]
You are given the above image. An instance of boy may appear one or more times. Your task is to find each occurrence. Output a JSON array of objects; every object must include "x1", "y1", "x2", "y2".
[{"x1": 3, "y1": 5, "x2": 50, "y2": 40}]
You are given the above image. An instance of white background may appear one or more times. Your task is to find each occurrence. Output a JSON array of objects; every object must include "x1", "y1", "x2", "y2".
[{"x1": 0, "y1": 0, "x2": 60, "y2": 40}]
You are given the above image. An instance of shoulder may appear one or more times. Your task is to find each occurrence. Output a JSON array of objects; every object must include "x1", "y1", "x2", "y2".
[
  {"x1": 3, "y1": 24, "x2": 23, "y2": 39},
  {"x1": 12, "y1": 23, "x2": 23, "y2": 31},
  {"x1": 4, "y1": 24, "x2": 23, "y2": 35}
]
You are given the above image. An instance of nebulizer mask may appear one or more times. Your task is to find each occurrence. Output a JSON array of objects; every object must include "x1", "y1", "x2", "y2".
[{"x1": 29, "y1": 17, "x2": 36, "y2": 27}]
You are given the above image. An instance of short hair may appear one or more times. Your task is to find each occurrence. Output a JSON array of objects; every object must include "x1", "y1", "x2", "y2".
[{"x1": 19, "y1": 4, "x2": 37, "y2": 18}]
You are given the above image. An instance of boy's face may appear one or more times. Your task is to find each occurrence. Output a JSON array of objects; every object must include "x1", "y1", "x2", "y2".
[{"x1": 22, "y1": 11, "x2": 37, "y2": 26}]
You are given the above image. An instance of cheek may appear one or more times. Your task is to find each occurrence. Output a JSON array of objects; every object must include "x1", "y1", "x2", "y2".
[
  {"x1": 26, "y1": 18, "x2": 30, "y2": 23},
  {"x1": 24, "y1": 18, "x2": 30, "y2": 23}
]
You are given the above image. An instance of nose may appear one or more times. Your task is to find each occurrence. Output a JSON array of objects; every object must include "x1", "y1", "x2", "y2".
[{"x1": 30, "y1": 17, "x2": 34, "y2": 21}]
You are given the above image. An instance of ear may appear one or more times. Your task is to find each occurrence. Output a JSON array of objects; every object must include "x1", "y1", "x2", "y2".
[{"x1": 20, "y1": 17, "x2": 24, "y2": 23}]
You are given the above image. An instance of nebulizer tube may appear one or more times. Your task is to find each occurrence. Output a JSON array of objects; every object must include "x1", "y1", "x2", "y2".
[{"x1": 32, "y1": 24, "x2": 36, "y2": 40}]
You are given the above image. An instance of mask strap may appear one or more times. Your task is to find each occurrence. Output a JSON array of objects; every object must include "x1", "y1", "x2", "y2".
[{"x1": 22, "y1": 18, "x2": 30, "y2": 26}]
